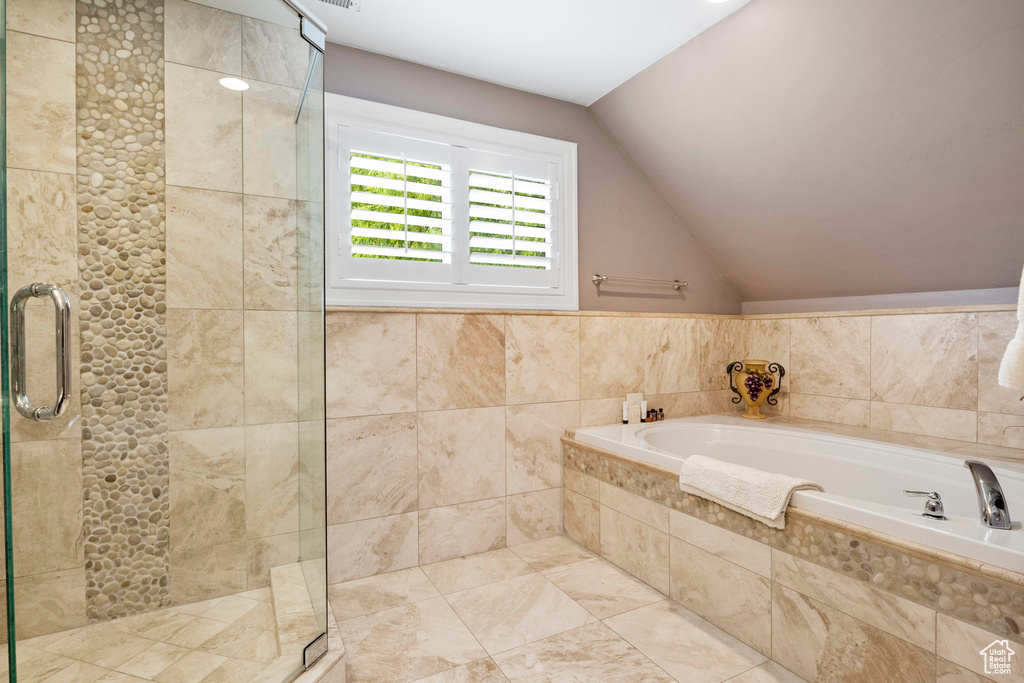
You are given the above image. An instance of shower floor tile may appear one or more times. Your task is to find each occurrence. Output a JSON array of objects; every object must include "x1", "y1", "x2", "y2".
[
  {"x1": 331, "y1": 536, "x2": 809, "y2": 683},
  {"x1": 14, "y1": 585, "x2": 293, "y2": 683}
]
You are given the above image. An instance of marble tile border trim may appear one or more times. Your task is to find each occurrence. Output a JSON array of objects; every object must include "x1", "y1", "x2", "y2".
[
  {"x1": 327, "y1": 303, "x2": 1015, "y2": 319},
  {"x1": 563, "y1": 436, "x2": 1024, "y2": 643}
]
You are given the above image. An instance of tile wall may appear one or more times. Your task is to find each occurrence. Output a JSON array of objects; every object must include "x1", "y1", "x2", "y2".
[
  {"x1": 749, "y1": 309, "x2": 1024, "y2": 449},
  {"x1": 325, "y1": 304, "x2": 1024, "y2": 586},
  {"x1": 4, "y1": 0, "x2": 316, "y2": 638},
  {"x1": 4, "y1": 0, "x2": 83, "y2": 641},
  {"x1": 323, "y1": 311, "x2": 739, "y2": 584}
]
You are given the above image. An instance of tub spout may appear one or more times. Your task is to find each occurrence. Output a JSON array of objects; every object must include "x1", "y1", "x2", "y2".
[{"x1": 964, "y1": 461, "x2": 1012, "y2": 530}]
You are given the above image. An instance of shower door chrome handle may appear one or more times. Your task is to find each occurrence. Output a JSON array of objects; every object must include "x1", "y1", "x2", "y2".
[{"x1": 10, "y1": 282, "x2": 72, "y2": 421}]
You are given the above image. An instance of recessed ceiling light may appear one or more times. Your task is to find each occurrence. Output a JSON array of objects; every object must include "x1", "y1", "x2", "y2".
[
  {"x1": 219, "y1": 77, "x2": 250, "y2": 91},
  {"x1": 706, "y1": 0, "x2": 731, "y2": 3}
]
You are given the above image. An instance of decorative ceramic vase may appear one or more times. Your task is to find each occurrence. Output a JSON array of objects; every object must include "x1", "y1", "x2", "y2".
[{"x1": 727, "y1": 360, "x2": 785, "y2": 420}]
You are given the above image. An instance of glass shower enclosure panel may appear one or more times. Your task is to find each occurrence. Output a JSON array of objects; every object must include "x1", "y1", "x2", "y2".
[
  {"x1": 0, "y1": 0, "x2": 328, "y2": 680},
  {"x1": 297, "y1": 41, "x2": 328, "y2": 642}
]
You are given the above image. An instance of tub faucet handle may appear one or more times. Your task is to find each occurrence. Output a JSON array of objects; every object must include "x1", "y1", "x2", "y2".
[{"x1": 903, "y1": 490, "x2": 946, "y2": 520}]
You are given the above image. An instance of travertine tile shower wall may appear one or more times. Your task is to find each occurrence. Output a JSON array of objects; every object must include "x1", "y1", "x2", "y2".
[
  {"x1": 325, "y1": 305, "x2": 1022, "y2": 584},
  {"x1": 4, "y1": 0, "x2": 312, "y2": 639},
  {"x1": 162, "y1": 0, "x2": 313, "y2": 620}
]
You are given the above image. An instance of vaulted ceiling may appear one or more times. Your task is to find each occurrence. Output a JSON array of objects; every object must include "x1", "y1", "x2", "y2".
[
  {"x1": 590, "y1": 0, "x2": 1024, "y2": 301},
  {"x1": 321, "y1": 0, "x2": 1024, "y2": 303},
  {"x1": 312, "y1": 0, "x2": 751, "y2": 105}
]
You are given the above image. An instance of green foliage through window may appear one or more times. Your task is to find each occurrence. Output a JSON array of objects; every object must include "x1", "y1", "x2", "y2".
[
  {"x1": 350, "y1": 152, "x2": 446, "y2": 262},
  {"x1": 348, "y1": 154, "x2": 553, "y2": 271},
  {"x1": 468, "y1": 171, "x2": 550, "y2": 270}
]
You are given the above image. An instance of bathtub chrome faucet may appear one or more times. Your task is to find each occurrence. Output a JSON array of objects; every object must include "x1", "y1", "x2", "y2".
[
  {"x1": 902, "y1": 490, "x2": 946, "y2": 520},
  {"x1": 964, "y1": 461, "x2": 1012, "y2": 530}
]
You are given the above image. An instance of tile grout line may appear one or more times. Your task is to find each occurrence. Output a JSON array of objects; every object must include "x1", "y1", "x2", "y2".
[
  {"x1": 621, "y1": 486, "x2": 938, "y2": 666},
  {"x1": 977, "y1": 318, "x2": 983, "y2": 446},
  {"x1": 769, "y1": 547, "x2": 776, "y2": 667},
  {"x1": 469, "y1": 559, "x2": 677, "y2": 680},
  {"x1": 415, "y1": 313, "x2": 421, "y2": 569},
  {"x1": 479, "y1": 572, "x2": 599, "y2": 658},
  {"x1": 503, "y1": 314, "x2": 510, "y2": 547},
  {"x1": 771, "y1": 579, "x2": 938, "y2": 657},
  {"x1": 237, "y1": 3, "x2": 251, "y2": 595},
  {"x1": 6, "y1": 27, "x2": 76, "y2": 45},
  {"x1": 429, "y1": 560, "x2": 512, "y2": 670},
  {"x1": 602, "y1": 598, "x2": 763, "y2": 683}
]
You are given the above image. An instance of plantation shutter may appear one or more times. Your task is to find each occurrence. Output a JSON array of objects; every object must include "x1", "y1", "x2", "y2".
[
  {"x1": 463, "y1": 149, "x2": 559, "y2": 288},
  {"x1": 333, "y1": 120, "x2": 570, "y2": 299},
  {"x1": 340, "y1": 127, "x2": 454, "y2": 283}
]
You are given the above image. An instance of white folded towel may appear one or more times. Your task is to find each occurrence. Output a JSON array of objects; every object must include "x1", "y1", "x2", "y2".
[
  {"x1": 997, "y1": 264, "x2": 1024, "y2": 389},
  {"x1": 678, "y1": 455, "x2": 823, "y2": 530}
]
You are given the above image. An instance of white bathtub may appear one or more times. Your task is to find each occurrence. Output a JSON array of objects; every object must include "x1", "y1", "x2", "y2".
[{"x1": 574, "y1": 416, "x2": 1024, "y2": 573}]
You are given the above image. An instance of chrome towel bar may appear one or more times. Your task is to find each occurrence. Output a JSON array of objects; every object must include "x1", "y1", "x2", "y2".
[{"x1": 592, "y1": 274, "x2": 687, "y2": 291}]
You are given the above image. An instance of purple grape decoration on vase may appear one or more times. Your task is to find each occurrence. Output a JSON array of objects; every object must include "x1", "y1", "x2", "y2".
[
  {"x1": 744, "y1": 374, "x2": 763, "y2": 401},
  {"x1": 728, "y1": 359, "x2": 785, "y2": 420}
]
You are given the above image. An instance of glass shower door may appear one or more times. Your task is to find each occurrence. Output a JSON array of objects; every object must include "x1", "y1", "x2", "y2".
[{"x1": 0, "y1": 0, "x2": 327, "y2": 680}]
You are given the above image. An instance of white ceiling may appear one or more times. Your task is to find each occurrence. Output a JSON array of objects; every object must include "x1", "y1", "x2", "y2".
[{"x1": 311, "y1": 0, "x2": 752, "y2": 105}]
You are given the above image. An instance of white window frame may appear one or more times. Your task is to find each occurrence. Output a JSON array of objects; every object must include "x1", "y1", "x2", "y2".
[{"x1": 326, "y1": 94, "x2": 579, "y2": 310}]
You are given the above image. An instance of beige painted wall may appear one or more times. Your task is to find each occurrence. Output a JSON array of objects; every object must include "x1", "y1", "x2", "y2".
[
  {"x1": 323, "y1": 44, "x2": 741, "y2": 314},
  {"x1": 591, "y1": 0, "x2": 1024, "y2": 303}
]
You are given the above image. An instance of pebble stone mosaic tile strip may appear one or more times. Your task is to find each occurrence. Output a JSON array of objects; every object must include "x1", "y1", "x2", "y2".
[{"x1": 76, "y1": 0, "x2": 171, "y2": 619}]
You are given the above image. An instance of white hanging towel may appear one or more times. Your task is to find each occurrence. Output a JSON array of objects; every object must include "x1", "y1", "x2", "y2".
[
  {"x1": 678, "y1": 455, "x2": 822, "y2": 530},
  {"x1": 998, "y1": 264, "x2": 1024, "y2": 389}
]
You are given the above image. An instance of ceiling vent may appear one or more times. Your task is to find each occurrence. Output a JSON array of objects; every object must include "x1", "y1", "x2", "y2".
[{"x1": 317, "y1": 0, "x2": 361, "y2": 8}]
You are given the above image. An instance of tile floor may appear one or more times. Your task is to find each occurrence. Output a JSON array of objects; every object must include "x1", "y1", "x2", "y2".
[
  {"x1": 5, "y1": 588, "x2": 300, "y2": 683},
  {"x1": 329, "y1": 536, "x2": 807, "y2": 683}
]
